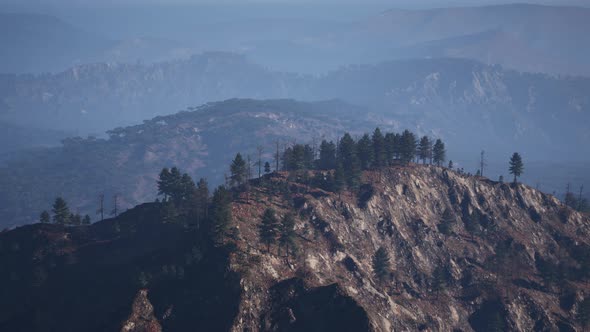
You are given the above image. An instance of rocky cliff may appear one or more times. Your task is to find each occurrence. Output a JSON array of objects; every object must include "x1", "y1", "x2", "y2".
[
  {"x1": 0, "y1": 165, "x2": 588, "y2": 331},
  {"x1": 228, "y1": 166, "x2": 590, "y2": 331}
]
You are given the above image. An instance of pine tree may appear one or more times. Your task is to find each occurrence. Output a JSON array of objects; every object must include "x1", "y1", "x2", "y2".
[
  {"x1": 372, "y1": 128, "x2": 386, "y2": 168},
  {"x1": 433, "y1": 139, "x2": 446, "y2": 166},
  {"x1": 509, "y1": 152, "x2": 524, "y2": 183},
  {"x1": 437, "y1": 208, "x2": 455, "y2": 235},
  {"x1": 157, "y1": 168, "x2": 172, "y2": 200},
  {"x1": 230, "y1": 153, "x2": 248, "y2": 187},
  {"x1": 393, "y1": 133, "x2": 402, "y2": 160},
  {"x1": 338, "y1": 133, "x2": 361, "y2": 188},
  {"x1": 71, "y1": 213, "x2": 82, "y2": 226},
  {"x1": 282, "y1": 146, "x2": 294, "y2": 171},
  {"x1": 418, "y1": 136, "x2": 432, "y2": 164},
  {"x1": 372, "y1": 247, "x2": 391, "y2": 282},
  {"x1": 190, "y1": 178, "x2": 209, "y2": 227},
  {"x1": 400, "y1": 130, "x2": 417, "y2": 164},
  {"x1": 384, "y1": 132, "x2": 396, "y2": 165},
  {"x1": 303, "y1": 144, "x2": 314, "y2": 170},
  {"x1": 52, "y1": 197, "x2": 70, "y2": 224},
  {"x1": 333, "y1": 164, "x2": 346, "y2": 194},
  {"x1": 318, "y1": 140, "x2": 337, "y2": 170},
  {"x1": 432, "y1": 266, "x2": 450, "y2": 292},
  {"x1": 357, "y1": 134, "x2": 374, "y2": 170},
  {"x1": 279, "y1": 213, "x2": 297, "y2": 261},
  {"x1": 40, "y1": 211, "x2": 50, "y2": 223},
  {"x1": 264, "y1": 161, "x2": 271, "y2": 174},
  {"x1": 259, "y1": 208, "x2": 279, "y2": 252},
  {"x1": 176, "y1": 173, "x2": 196, "y2": 203},
  {"x1": 448, "y1": 160, "x2": 454, "y2": 169},
  {"x1": 169, "y1": 167, "x2": 182, "y2": 197},
  {"x1": 210, "y1": 186, "x2": 233, "y2": 245}
]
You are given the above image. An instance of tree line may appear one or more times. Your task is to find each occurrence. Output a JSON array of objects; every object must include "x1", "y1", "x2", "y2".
[
  {"x1": 229, "y1": 128, "x2": 447, "y2": 193},
  {"x1": 39, "y1": 197, "x2": 91, "y2": 225}
]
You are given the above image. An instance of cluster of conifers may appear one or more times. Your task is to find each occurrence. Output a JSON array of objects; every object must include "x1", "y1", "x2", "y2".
[{"x1": 230, "y1": 128, "x2": 447, "y2": 191}]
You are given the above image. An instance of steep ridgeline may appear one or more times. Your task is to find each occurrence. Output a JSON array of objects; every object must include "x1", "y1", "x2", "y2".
[
  {"x1": 0, "y1": 99, "x2": 377, "y2": 229},
  {"x1": 0, "y1": 165, "x2": 589, "y2": 331}
]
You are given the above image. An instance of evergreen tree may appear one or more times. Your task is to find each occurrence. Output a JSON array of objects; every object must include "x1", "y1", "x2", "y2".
[
  {"x1": 357, "y1": 134, "x2": 374, "y2": 170},
  {"x1": 433, "y1": 139, "x2": 446, "y2": 166},
  {"x1": 509, "y1": 152, "x2": 524, "y2": 183},
  {"x1": 303, "y1": 144, "x2": 315, "y2": 169},
  {"x1": 400, "y1": 130, "x2": 417, "y2": 164},
  {"x1": 393, "y1": 133, "x2": 403, "y2": 160},
  {"x1": 82, "y1": 215, "x2": 91, "y2": 225},
  {"x1": 210, "y1": 186, "x2": 233, "y2": 245},
  {"x1": 338, "y1": 133, "x2": 361, "y2": 189},
  {"x1": 176, "y1": 173, "x2": 196, "y2": 203},
  {"x1": 157, "y1": 168, "x2": 172, "y2": 200},
  {"x1": 432, "y1": 266, "x2": 450, "y2": 292},
  {"x1": 192, "y1": 178, "x2": 209, "y2": 225},
  {"x1": 437, "y1": 208, "x2": 455, "y2": 235},
  {"x1": 418, "y1": 136, "x2": 432, "y2": 164},
  {"x1": 448, "y1": 160, "x2": 454, "y2": 169},
  {"x1": 372, "y1": 247, "x2": 391, "y2": 282},
  {"x1": 372, "y1": 128, "x2": 386, "y2": 168},
  {"x1": 230, "y1": 153, "x2": 248, "y2": 187},
  {"x1": 52, "y1": 197, "x2": 70, "y2": 224},
  {"x1": 264, "y1": 161, "x2": 271, "y2": 174},
  {"x1": 282, "y1": 146, "x2": 294, "y2": 171},
  {"x1": 384, "y1": 132, "x2": 396, "y2": 165},
  {"x1": 40, "y1": 211, "x2": 50, "y2": 223},
  {"x1": 279, "y1": 213, "x2": 297, "y2": 261},
  {"x1": 333, "y1": 164, "x2": 346, "y2": 194},
  {"x1": 259, "y1": 208, "x2": 279, "y2": 252},
  {"x1": 318, "y1": 140, "x2": 337, "y2": 170},
  {"x1": 284, "y1": 144, "x2": 315, "y2": 171},
  {"x1": 169, "y1": 167, "x2": 182, "y2": 195},
  {"x1": 71, "y1": 213, "x2": 82, "y2": 226}
]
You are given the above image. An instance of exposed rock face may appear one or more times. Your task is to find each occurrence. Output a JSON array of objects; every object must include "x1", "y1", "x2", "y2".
[
  {"x1": 228, "y1": 166, "x2": 590, "y2": 331},
  {"x1": 0, "y1": 165, "x2": 588, "y2": 331},
  {"x1": 121, "y1": 289, "x2": 162, "y2": 332}
]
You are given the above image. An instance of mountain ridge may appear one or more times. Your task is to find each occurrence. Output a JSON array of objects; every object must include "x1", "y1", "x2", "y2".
[{"x1": 0, "y1": 164, "x2": 588, "y2": 331}]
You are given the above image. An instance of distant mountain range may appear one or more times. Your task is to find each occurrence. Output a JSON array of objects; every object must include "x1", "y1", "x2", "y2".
[
  {"x1": 0, "y1": 13, "x2": 196, "y2": 74},
  {"x1": 1, "y1": 54, "x2": 589, "y2": 160},
  {"x1": 350, "y1": 4, "x2": 590, "y2": 76},
  {"x1": 2, "y1": 4, "x2": 590, "y2": 76}
]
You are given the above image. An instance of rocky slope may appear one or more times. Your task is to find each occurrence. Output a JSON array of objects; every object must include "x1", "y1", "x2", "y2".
[{"x1": 0, "y1": 165, "x2": 588, "y2": 331}]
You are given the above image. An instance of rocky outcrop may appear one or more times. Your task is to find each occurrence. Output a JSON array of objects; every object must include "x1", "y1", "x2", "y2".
[
  {"x1": 121, "y1": 290, "x2": 162, "y2": 332},
  {"x1": 228, "y1": 166, "x2": 590, "y2": 331}
]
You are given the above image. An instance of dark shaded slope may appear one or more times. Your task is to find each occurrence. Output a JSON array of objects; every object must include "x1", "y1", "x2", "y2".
[{"x1": 0, "y1": 203, "x2": 240, "y2": 332}]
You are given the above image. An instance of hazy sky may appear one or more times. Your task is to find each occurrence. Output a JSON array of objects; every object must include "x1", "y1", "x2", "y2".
[{"x1": 3, "y1": 0, "x2": 590, "y2": 6}]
